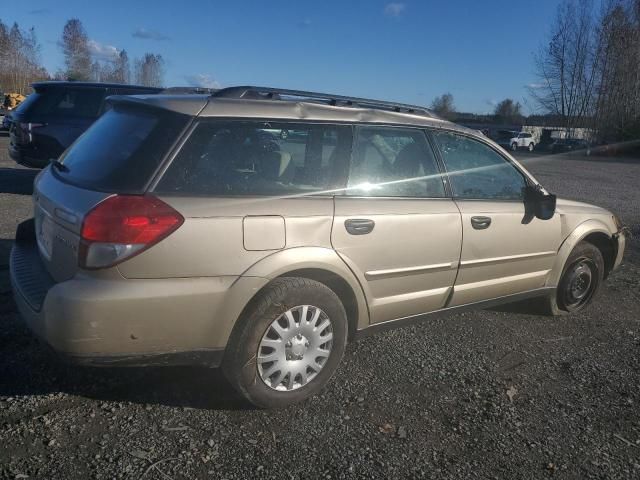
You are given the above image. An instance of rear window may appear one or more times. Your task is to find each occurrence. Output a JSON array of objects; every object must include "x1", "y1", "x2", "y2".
[
  {"x1": 26, "y1": 88, "x2": 105, "y2": 119},
  {"x1": 56, "y1": 106, "x2": 189, "y2": 192},
  {"x1": 156, "y1": 121, "x2": 352, "y2": 196}
]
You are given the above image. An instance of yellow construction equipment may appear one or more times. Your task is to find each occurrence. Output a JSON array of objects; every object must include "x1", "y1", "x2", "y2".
[{"x1": 3, "y1": 93, "x2": 26, "y2": 110}]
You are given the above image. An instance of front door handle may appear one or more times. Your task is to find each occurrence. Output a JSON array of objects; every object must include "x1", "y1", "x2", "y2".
[
  {"x1": 471, "y1": 216, "x2": 492, "y2": 230},
  {"x1": 345, "y1": 218, "x2": 375, "y2": 235}
]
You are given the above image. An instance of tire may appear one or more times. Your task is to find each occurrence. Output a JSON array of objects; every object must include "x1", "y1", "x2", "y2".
[
  {"x1": 539, "y1": 241, "x2": 604, "y2": 316},
  {"x1": 223, "y1": 277, "x2": 348, "y2": 408},
  {"x1": 528, "y1": 142, "x2": 534, "y2": 152},
  {"x1": 511, "y1": 142, "x2": 518, "y2": 151}
]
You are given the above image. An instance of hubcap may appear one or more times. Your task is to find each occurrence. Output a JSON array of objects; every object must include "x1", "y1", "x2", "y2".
[
  {"x1": 563, "y1": 259, "x2": 594, "y2": 308},
  {"x1": 257, "y1": 305, "x2": 333, "y2": 391}
]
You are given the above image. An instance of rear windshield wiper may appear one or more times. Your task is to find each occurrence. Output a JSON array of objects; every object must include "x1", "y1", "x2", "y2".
[{"x1": 49, "y1": 158, "x2": 70, "y2": 173}]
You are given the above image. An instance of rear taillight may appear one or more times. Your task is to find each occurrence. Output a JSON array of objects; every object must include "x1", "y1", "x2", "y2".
[{"x1": 79, "y1": 195, "x2": 184, "y2": 269}]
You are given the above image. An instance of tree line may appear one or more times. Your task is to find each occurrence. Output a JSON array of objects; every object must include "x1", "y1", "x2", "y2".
[
  {"x1": 0, "y1": 17, "x2": 165, "y2": 94},
  {"x1": 531, "y1": 0, "x2": 640, "y2": 142},
  {"x1": 430, "y1": 93, "x2": 524, "y2": 125},
  {"x1": 0, "y1": 20, "x2": 48, "y2": 94},
  {"x1": 59, "y1": 19, "x2": 164, "y2": 87}
]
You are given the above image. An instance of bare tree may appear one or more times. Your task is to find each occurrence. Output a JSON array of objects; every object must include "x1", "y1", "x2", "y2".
[
  {"x1": 61, "y1": 19, "x2": 91, "y2": 81},
  {"x1": 110, "y1": 50, "x2": 130, "y2": 84},
  {"x1": 430, "y1": 93, "x2": 456, "y2": 119},
  {"x1": 0, "y1": 19, "x2": 47, "y2": 95},
  {"x1": 593, "y1": 0, "x2": 640, "y2": 141},
  {"x1": 134, "y1": 53, "x2": 165, "y2": 87},
  {"x1": 530, "y1": 0, "x2": 600, "y2": 133}
]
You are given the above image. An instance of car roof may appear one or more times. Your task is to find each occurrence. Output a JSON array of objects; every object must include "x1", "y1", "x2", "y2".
[
  {"x1": 32, "y1": 81, "x2": 163, "y2": 91},
  {"x1": 107, "y1": 89, "x2": 476, "y2": 134}
]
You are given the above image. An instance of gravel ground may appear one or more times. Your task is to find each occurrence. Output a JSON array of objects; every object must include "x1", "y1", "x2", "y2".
[{"x1": 0, "y1": 134, "x2": 639, "y2": 479}]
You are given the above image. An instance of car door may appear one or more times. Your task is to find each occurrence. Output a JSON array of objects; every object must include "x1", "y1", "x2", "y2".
[
  {"x1": 332, "y1": 126, "x2": 462, "y2": 324},
  {"x1": 431, "y1": 130, "x2": 561, "y2": 306}
]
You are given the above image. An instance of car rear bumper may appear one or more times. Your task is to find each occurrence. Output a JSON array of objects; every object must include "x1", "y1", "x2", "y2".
[
  {"x1": 9, "y1": 219, "x2": 266, "y2": 367},
  {"x1": 8, "y1": 144, "x2": 49, "y2": 169}
]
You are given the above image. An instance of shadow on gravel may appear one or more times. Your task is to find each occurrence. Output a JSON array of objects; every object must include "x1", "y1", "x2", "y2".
[
  {"x1": 0, "y1": 167, "x2": 37, "y2": 195},
  {"x1": 487, "y1": 301, "x2": 550, "y2": 316},
  {"x1": 0, "y1": 338, "x2": 252, "y2": 410},
  {"x1": 0, "y1": 235, "x2": 250, "y2": 411},
  {"x1": 0, "y1": 238, "x2": 12, "y2": 265}
]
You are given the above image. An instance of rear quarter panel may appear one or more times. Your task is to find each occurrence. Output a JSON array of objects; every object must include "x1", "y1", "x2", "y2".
[{"x1": 116, "y1": 196, "x2": 335, "y2": 278}]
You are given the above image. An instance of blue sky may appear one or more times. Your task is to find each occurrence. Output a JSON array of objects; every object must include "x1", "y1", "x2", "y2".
[{"x1": 9, "y1": 1, "x2": 560, "y2": 114}]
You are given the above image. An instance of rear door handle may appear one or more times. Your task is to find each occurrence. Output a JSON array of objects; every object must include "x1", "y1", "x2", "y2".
[
  {"x1": 471, "y1": 216, "x2": 492, "y2": 230},
  {"x1": 345, "y1": 218, "x2": 375, "y2": 235}
]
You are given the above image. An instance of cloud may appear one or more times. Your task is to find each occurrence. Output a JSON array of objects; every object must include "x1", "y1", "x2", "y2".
[
  {"x1": 184, "y1": 74, "x2": 221, "y2": 89},
  {"x1": 132, "y1": 28, "x2": 171, "y2": 41},
  {"x1": 527, "y1": 82, "x2": 545, "y2": 89},
  {"x1": 88, "y1": 39, "x2": 120, "y2": 62},
  {"x1": 297, "y1": 19, "x2": 312, "y2": 28},
  {"x1": 384, "y1": 3, "x2": 406, "y2": 17},
  {"x1": 29, "y1": 8, "x2": 51, "y2": 15},
  {"x1": 485, "y1": 98, "x2": 498, "y2": 107}
]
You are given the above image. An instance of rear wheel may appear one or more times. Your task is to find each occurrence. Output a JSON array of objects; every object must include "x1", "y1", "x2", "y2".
[
  {"x1": 528, "y1": 142, "x2": 534, "y2": 152},
  {"x1": 540, "y1": 241, "x2": 604, "y2": 315},
  {"x1": 223, "y1": 277, "x2": 348, "y2": 408}
]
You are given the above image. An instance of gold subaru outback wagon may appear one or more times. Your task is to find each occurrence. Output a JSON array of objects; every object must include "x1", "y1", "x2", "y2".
[{"x1": 10, "y1": 86, "x2": 627, "y2": 408}]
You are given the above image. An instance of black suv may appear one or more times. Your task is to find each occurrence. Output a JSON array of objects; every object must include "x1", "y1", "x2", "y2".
[{"x1": 8, "y1": 82, "x2": 162, "y2": 168}]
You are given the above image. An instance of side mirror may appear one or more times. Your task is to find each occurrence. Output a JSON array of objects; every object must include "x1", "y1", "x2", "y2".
[{"x1": 525, "y1": 185, "x2": 556, "y2": 220}]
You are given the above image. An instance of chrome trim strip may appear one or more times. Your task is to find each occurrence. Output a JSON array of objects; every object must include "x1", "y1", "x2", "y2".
[
  {"x1": 365, "y1": 262, "x2": 456, "y2": 279},
  {"x1": 460, "y1": 251, "x2": 556, "y2": 267}
]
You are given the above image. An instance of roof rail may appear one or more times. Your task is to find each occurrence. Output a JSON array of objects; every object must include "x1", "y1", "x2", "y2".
[
  {"x1": 211, "y1": 86, "x2": 436, "y2": 118},
  {"x1": 161, "y1": 86, "x2": 219, "y2": 95}
]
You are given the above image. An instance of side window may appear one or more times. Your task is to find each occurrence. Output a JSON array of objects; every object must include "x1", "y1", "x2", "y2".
[
  {"x1": 433, "y1": 131, "x2": 527, "y2": 200},
  {"x1": 346, "y1": 126, "x2": 445, "y2": 198},
  {"x1": 156, "y1": 121, "x2": 351, "y2": 196}
]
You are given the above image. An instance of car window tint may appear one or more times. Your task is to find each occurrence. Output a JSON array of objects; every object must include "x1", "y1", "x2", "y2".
[
  {"x1": 433, "y1": 131, "x2": 526, "y2": 200},
  {"x1": 346, "y1": 126, "x2": 445, "y2": 197},
  {"x1": 56, "y1": 106, "x2": 189, "y2": 192},
  {"x1": 29, "y1": 88, "x2": 105, "y2": 118},
  {"x1": 156, "y1": 121, "x2": 352, "y2": 196}
]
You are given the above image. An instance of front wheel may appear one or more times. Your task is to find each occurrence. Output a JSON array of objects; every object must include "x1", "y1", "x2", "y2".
[
  {"x1": 539, "y1": 241, "x2": 604, "y2": 315},
  {"x1": 511, "y1": 142, "x2": 518, "y2": 151},
  {"x1": 223, "y1": 277, "x2": 348, "y2": 408}
]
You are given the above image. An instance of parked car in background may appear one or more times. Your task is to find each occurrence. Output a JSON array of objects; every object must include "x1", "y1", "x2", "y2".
[
  {"x1": 497, "y1": 130, "x2": 536, "y2": 152},
  {"x1": 1, "y1": 111, "x2": 13, "y2": 131},
  {"x1": 8, "y1": 82, "x2": 162, "y2": 168},
  {"x1": 10, "y1": 86, "x2": 626, "y2": 408},
  {"x1": 551, "y1": 138, "x2": 592, "y2": 155}
]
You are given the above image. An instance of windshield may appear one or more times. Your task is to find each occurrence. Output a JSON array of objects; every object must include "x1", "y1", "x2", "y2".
[{"x1": 56, "y1": 106, "x2": 188, "y2": 191}]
